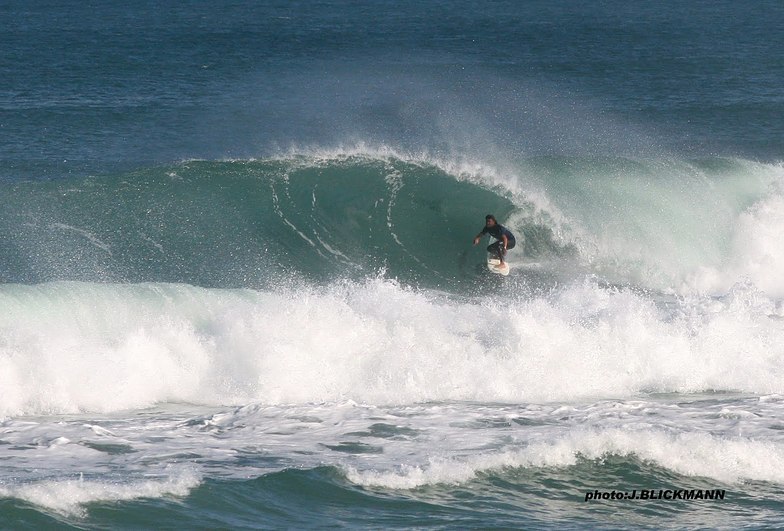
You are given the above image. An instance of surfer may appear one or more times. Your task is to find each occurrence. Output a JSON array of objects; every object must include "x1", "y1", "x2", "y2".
[{"x1": 472, "y1": 214, "x2": 516, "y2": 265}]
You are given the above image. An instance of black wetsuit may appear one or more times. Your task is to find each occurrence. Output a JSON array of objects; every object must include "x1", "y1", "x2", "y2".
[{"x1": 481, "y1": 224, "x2": 516, "y2": 259}]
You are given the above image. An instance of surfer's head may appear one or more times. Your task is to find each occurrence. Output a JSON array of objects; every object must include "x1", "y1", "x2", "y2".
[{"x1": 485, "y1": 214, "x2": 497, "y2": 227}]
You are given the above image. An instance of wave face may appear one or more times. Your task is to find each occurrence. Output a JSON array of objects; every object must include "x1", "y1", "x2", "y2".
[
  {"x1": 0, "y1": 155, "x2": 519, "y2": 289},
  {"x1": 2, "y1": 152, "x2": 783, "y2": 294}
]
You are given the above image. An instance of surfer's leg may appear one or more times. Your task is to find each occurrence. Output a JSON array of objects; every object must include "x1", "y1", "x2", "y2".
[
  {"x1": 487, "y1": 241, "x2": 503, "y2": 261},
  {"x1": 500, "y1": 239, "x2": 515, "y2": 263}
]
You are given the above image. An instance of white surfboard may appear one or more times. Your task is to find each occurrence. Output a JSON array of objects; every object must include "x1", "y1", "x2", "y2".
[{"x1": 487, "y1": 256, "x2": 510, "y2": 276}]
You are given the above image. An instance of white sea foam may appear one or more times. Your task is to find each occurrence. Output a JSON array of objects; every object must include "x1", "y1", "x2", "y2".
[
  {"x1": 2, "y1": 396, "x2": 784, "y2": 516},
  {"x1": 0, "y1": 471, "x2": 201, "y2": 517},
  {"x1": 718, "y1": 180, "x2": 784, "y2": 296},
  {"x1": 1, "y1": 277, "x2": 783, "y2": 416},
  {"x1": 346, "y1": 428, "x2": 784, "y2": 488}
]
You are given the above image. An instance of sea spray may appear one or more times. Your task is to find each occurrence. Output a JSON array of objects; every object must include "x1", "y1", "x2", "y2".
[
  {"x1": 2, "y1": 276, "x2": 783, "y2": 417},
  {"x1": 2, "y1": 153, "x2": 782, "y2": 295}
]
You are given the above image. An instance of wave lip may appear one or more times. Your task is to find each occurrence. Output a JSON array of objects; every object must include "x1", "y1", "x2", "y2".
[
  {"x1": 346, "y1": 428, "x2": 784, "y2": 489},
  {"x1": 0, "y1": 471, "x2": 201, "y2": 517}
]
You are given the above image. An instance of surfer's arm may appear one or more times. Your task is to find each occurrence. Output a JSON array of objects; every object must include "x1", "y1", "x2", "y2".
[
  {"x1": 501, "y1": 234, "x2": 508, "y2": 254},
  {"x1": 472, "y1": 231, "x2": 484, "y2": 245}
]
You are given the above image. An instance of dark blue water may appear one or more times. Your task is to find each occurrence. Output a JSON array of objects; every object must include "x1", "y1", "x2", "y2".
[
  {"x1": 2, "y1": 1, "x2": 784, "y2": 528},
  {"x1": 3, "y1": 0, "x2": 783, "y2": 180}
]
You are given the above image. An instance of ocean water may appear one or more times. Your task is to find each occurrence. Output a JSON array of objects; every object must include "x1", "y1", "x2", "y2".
[{"x1": 2, "y1": 1, "x2": 784, "y2": 528}]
